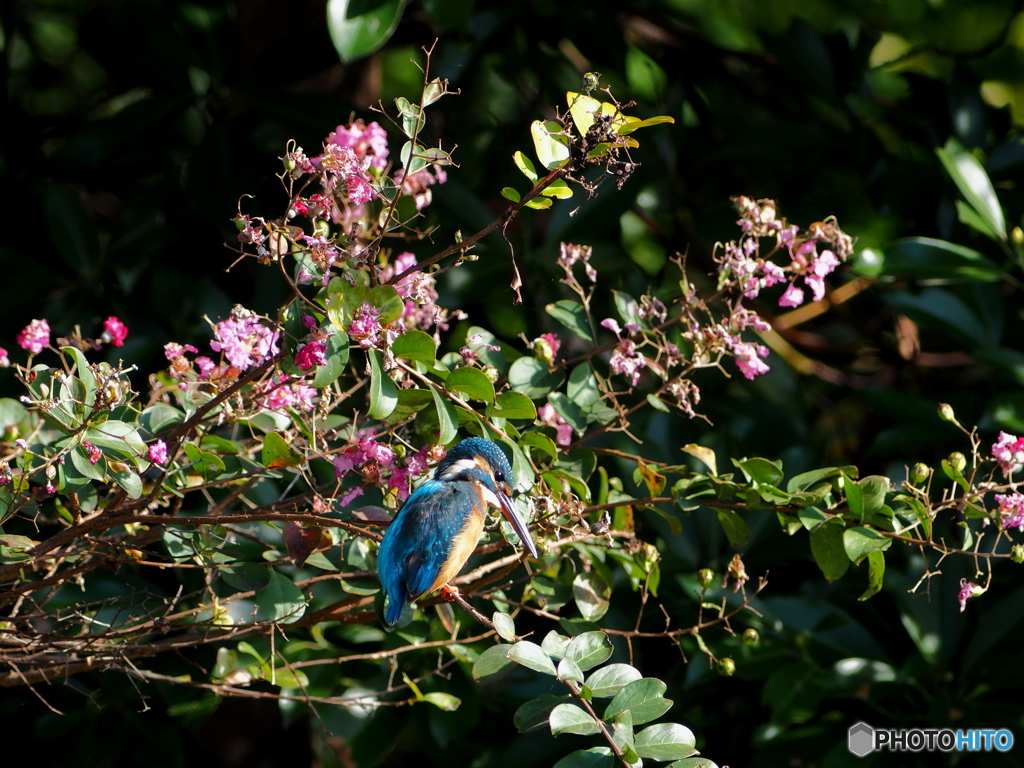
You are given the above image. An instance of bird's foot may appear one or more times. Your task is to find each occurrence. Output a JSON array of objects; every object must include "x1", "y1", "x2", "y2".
[{"x1": 440, "y1": 584, "x2": 461, "y2": 602}]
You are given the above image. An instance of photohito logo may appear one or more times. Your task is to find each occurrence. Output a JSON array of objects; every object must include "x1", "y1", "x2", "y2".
[{"x1": 848, "y1": 722, "x2": 1014, "y2": 756}]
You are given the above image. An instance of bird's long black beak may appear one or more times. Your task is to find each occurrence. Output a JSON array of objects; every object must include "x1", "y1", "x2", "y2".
[{"x1": 497, "y1": 489, "x2": 538, "y2": 558}]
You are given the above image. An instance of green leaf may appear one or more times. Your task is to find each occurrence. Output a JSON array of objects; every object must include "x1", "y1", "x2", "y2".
[
  {"x1": 472, "y1": 644, "x2": 512, "y2": 679},
  {"x1": 843, "y1": 526, "x2": 892, "y2": 564},
  {"x1": 604, "y1": 678, "x2": 673, "y2": 725},
  {"x1": 681, "y1": 444, "x2": 717, "y2": 476},
  {"x1": 936, "y1": 138, "x2": 1005, "y2": 240},
  {"x1": 540, "y1": 178, "x2": 573, "y2": 199},
  {"x1": 254, "y1": 571, "x2": 306, "y2": 623},
  {"x1": 392, "y1": 330, "x2": 437, "y2": 364},
  {"x1": 810, "y1": 520, "x2": 849, "y2": 582},
  {"x1": 668, "y1": 759, "x2": 719, "y2": 768},
  {"x1": 567, "y1": 365, "x2": 601, "y2": 407},
  {"x1": 422, "y1": 692, "x2": 461, "y2": 711},
  {"x1": 386, "y1": 388, "x2": 434, "y2": 422},
  {"x1": 70, "y1": 445, "x2": 106, "y2": 481},
  {"x1": 736, "y1": 457, "x2": 784, "y2": 486},
  {"x1": 557, "y1": 658, "x2": 584, "y2": 684},
  {"x1": 183, "y1": 444, "x2": 226, "y2": 481},
  {"x1": 429, "y1": 386, "x2": 458, "y2": 445},
  {"x1": 585, "y1": 663, "x2": 643, "y2": 698},
  {"x1": 83, "y1": 420, "x2": 147, "y2": 457},
  {"x1": 860, "y1": 549, "x2": 886, "y2": 600},
  {"x1": 519, "y1": 431, "x2": 558, "y2": 462},
  {"x1": 367, "y1": 349, "x2": 398, "y2": 420},
  {"x1": 221, "y1": 562, "x2": 272, "y2": 592},
  {"x1": 550, "y1": 703, "x2": 601, "y2": 736},
  {"x1": 573, "y1": 572, "x2": 611, "y2": 622},
  {"x1": 446, "y1": 366, "x2": 495, "y2": 404},
  {"x1": 546, "y1": 300, "x2": 593, "y2": 343},
  {"x1": 565, "y1": 631, "x2": 613, "y2": 672},
  {"x1": 508, "y1": 640, "x2": 557, "y2": 676},
  {"x1": 552, "y1": 748, "x2": 614, "y2": 768},
  {"x1": 530, "y1": 119, "x2": 571, "y2": 169},
  {"x1": 715, "y1": 509, "x2": 750, "y2": 547},
  {"x1": 490, "y1": 390, "x2": 537, "y2": 420},
  {"x1": 365, "y1": 285, "x2": 405, "y2": 325},
  {"x1": 845, "y1": 475, "x2": 889, "y2": 523},
  {"x1": 493, "y1": 612, "x2": 517, "y2": 642},
  {"x1": 515, "y1": 694, "x2": 570, "y2": 733},
  {"x1": 501, "y1": 187, "x2": 522, "y2": 203},
  {"x1": 508, "y1": 357, "x2": 563, "y2": 399},
  {"x1": 309, "y1": 329, "x2": 350, "y2": 389},
  {"x1": 513, "y1": 150, "x2": 539, "y2": 181},
  {"x1": 542, "y1": 630, "x2": 571, "y2": 659},
  {"x1": 865, "y1": 237, "x2": 1003, "y2": 282},
  {"x1": 635, "y1": 723, "x2": 698, "y2": 761},
  {"x1": 612, "y1": 290, "x2": 641, "y2": 328},
  {"x1": 549, "y1": 392, "x2": 586, "y2": 436},
  {"x1": 326, "y1": 0, "x2": 407, "y2": 63},
  {"x1": 261, "y1": 432, "x2": 304, "y2": 469}
]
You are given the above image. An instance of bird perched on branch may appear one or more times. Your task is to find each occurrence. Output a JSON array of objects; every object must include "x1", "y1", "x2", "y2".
[{"x1": 376, "y1": 437, "x2": 538, "y2": 625}]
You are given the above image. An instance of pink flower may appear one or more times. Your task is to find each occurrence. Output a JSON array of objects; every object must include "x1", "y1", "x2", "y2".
[
  {"x1": 316, "y1": 143, "x2": 376, "y2": 203},
  {"x1": 0, "y1": 348, "x2": 9, "y2": 367},
  {"x1": 17, "y1": 319, "x2": 50, "y2": 354},
  {"x1": 164, "y1": 342, "x2": 198, "y2": 360},
  {"x1": 732, "y1": 340, "x2": 770, "y2": 379},
  {"x1": 82, "y1": 441, "x2": 102, "y2": 465},
  {"x1": 995, "y1": 493, "x2": 1024, "y2": 530},
  {"x1": 102, "y1": 316, "x2": 129, "y2": 347},
  {"x1": 210, "y1": 311, "x2": 280, "y2": 370},
  {"x1": 558, "y1": 243, "x2": 597, "y2": 282},
  {"x1": 778, "y1": 282, "x2": 805, "y2": 308},
  {"x1": 609, "y1": 339, "x2": 646, "y2": 386},
  {"x1": 992, "y1": 431, "x2": 1024, "y2": 477},
  {"x1": 958, "y1": 579, "x2": 984, "y2": 612},
  {"x1": 256, "y1": 375, "x2": 317, "y2": 412},
  {"x1": 326, "y1": 120, "x2": 389, "y2": 171},
  {"x1": 295, "y1": 340, "x2": 327, "y2": 371},
  {"x1": 394, "y1": 166, "x2": 447, "y2": 210},
  {"x1": 348, "y1": 303, "x2": 383, "y2": 348},
  {"x1": 148, "y1": 440, "x2": 169, "y2": 465},
  {"x1": 538, "y1": 403, "x2": 573, "y2": 446},
  {"x1": 338, "y1": 486, "x2": 364, "y2": 507}
]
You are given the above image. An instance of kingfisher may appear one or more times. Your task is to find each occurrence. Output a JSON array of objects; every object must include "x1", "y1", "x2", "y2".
[{"x1": 376, "y1": 437, "x2": 538, "y2": 625}]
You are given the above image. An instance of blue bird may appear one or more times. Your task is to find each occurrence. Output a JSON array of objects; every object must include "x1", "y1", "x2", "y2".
[{"x1": 376, "y1": 437, "x2": 538, "y2": 625}]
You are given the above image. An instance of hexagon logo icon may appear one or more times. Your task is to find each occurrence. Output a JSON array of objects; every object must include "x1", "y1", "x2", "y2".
[{"x1": 848, "y1": 722, "x2": 875, "y2": 757}]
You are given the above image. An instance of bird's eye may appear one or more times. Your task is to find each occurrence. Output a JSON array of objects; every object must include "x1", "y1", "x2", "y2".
[{"x1": 494, "y1": 470, "x2": 505, "y2": 483}]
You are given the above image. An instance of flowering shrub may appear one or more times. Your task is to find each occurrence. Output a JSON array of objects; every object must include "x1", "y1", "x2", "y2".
[{"x1": 2, "y1": 71, "x2": 1022, "y2": 767}]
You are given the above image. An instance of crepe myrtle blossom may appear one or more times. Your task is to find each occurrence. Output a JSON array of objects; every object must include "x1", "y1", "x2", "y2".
[
  {"x1": 0, "y1": 348, "x2": 9, "y2": 368},
  {"x1": 995, "y1": 493, "x2": 1024, "y2": 530},
  {"x1": 209, "y1": 309, "x2": 280, "y2": 371},
  {"x1": 294, "y1": 339, "x2": 327, "y2": 371},
  {"x1": 326, "y1": 119, "x2": 389, "y2": 172},
  {"x1": 958, "y1": 579, "x2": 985, "y2": 612},
  {"x1": 992, "y1": 431, "x2": 1024, "y2": 477},
  {"x1": 558, "y1": 242, "x2": 597, "y2": 282},
  {"x1": 538, "y1": 403, "x2": 573, "y2": 446},
  {"x1": 601, "y1": 317, "x2": 646, "y2": 386},
  {"x1": 315, "y1": 143, "x2": 376, "y2": 204},
  {"x1": 255, "y1": 375, "x2": 317, "y2": 412},
  {"x1": 16, "y1": 319, "x2": 50, "y2": 354},
  {"x1": 148, "y1": 440, "x2": 169, "y2": 465},
  {"x1": 380, "y1": 252, "x2": 464, "y2": 332},
  {"x1": 348, "y1": 303, "x2": 384, "y2": 348},
  {"x1": 730, "y1": 339, "x2": 770, "y2": 380},
  {"x1": 102, "y1": 316, "x2": 129, "y2": 347}
]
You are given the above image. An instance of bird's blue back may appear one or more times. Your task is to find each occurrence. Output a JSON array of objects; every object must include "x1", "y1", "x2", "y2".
[{"x1": 377, "y1": 475, "x2": 484, "y2": 624}]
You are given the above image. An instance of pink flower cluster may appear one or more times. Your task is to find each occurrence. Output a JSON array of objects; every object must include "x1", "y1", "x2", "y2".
[
  {"x1": 538, "y1": 403, "x2": 573, "y2": 446},
  {"x1": 995, "y1": 492, "x2": 1024, "y2": 530},
  {"x1": 601, "y1": 318, "x2": 646, "y2": 387},
  {"x1": 254, "y1": 374, "x2": 317, "y2": 412},
  {"x1": 102, "y1": 316, "x2": 129, "y2": 347},
  {"x1": 558, "y1": 242, "x2": 597, "y2": 283},
  {"x1": 992, "y1": 431, "x2": 1024, "y2": 477},
  {"x1": 394, "y1": 165, "x2": 447, "y2": 210},
  {"x1": 164, "y1": 342, "x2": 216, "y2": 384},
  {"x1": 958, "y1": 579, "x2": 984, "y2": 612},
  {"x1": 720, "y1": 197, "x2": 854, "y2": 309},
  {"x1": 326, "y1": 120, "x2": 389, "y2": 172},
  {"x1": 148, "y1": 440, "x2": 169, "y2": 465},
  {"x1": 17, "y1": 319, "x2": 51, "y2": 354},
  {"x1": 380, "y1": 252, "x2": 464, "y2": 333},
  {"x1": 210, "y1": 310, "x2": 280, "y2": 371},
  {"x1": 332, "y1": 430, "x2": 430, "y2": 502}
]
